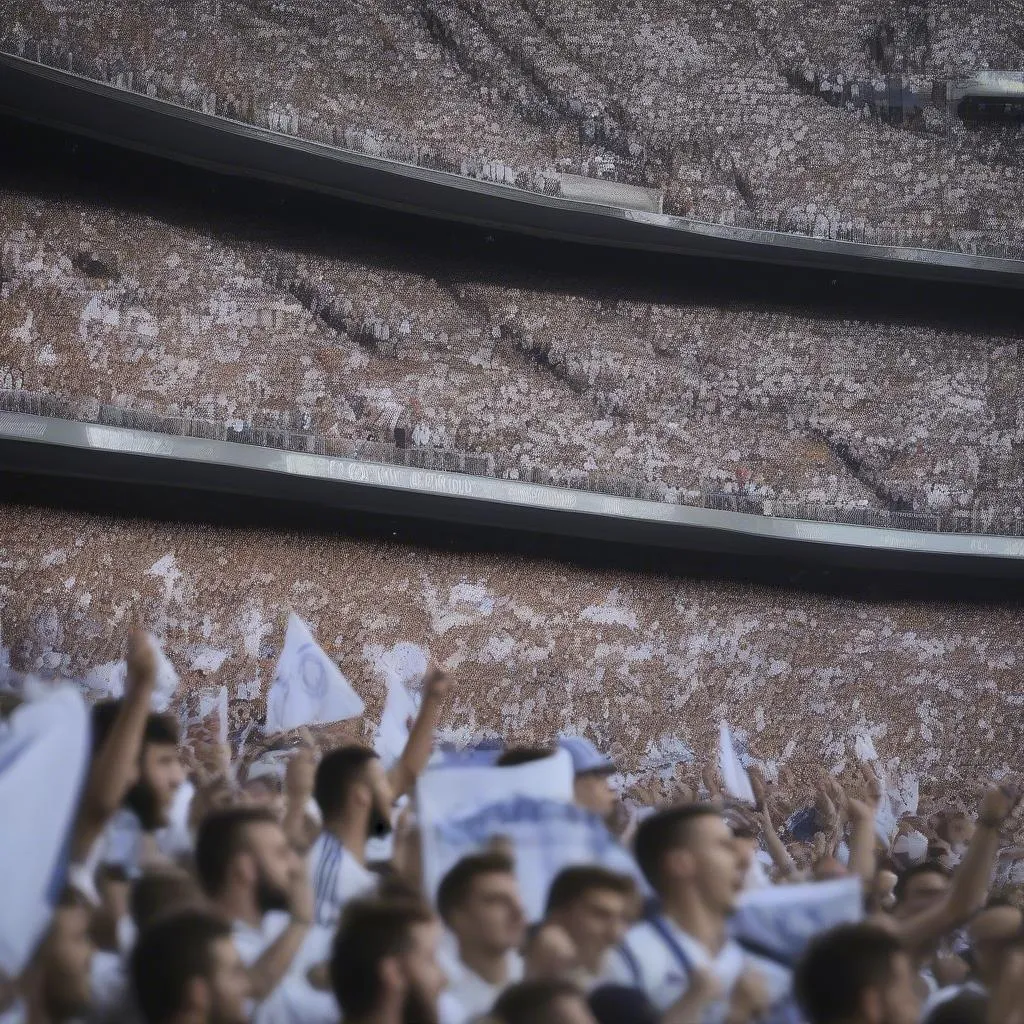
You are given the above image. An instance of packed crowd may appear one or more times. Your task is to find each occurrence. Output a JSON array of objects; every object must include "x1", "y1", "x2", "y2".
[
  {"x1": 2, "y1": 628, "x2": 1024, "y2": 1024},
  {"x1": 2, "y1": 186, "x2": 1023, "y2": 531},
  {"x1": 2, "y1": 0, "x2": 1023, "y2": 253}
]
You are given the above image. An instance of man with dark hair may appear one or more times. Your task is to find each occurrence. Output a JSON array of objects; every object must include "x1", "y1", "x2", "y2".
[
  {"x1": 195, "y1": 807, "x2": 333, "y2": 1015},
  {"x1": 794, "y1": 923, "x2": 920, "y2": 1024},
  {"x1": 492, "y1": 978, "x2": 598, "y2": 1024},
  {"x1": 68, "y1": 634, "x2": 185, "y2": 902},
  {"x1": 130, "y1": 909, "x2": 250, "y2": 1024},
  {"x1": 535, "y1": 867, "x2": 633, "y2": 989},
  {"x1": 435, "y1": 852, "x2": 526, "y2": 1023},
  {"x1": 602, "y1": 804, "x2": 779, "y2": 1020},
  {"x1": 310, "y1": 664, "x2": 452, "y2": 929},
  {"x1": 330, "y1": 899, "x2": 447, "y2": 1024},
  {"x1": 308, "y1": 746, "x2": 388, "y2": 926},
  {"x1": 885, "y1": 786, "x2": 1021, "y2": 1001},
  {"x1": 892, "y1": 862, "x2": 952, "y2": 915}
]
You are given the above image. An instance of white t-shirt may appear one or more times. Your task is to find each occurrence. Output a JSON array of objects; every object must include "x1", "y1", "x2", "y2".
[
  {"x1": 89, "y1": 950, "x2": 128, "y2": 1022},
  {"x1": 438, "y1": 946, "x2": 524, "y2": 1024},
  {"x1": 233, "y1": 913, "x2": 339, "y2": 1024},
  {"x1": 604, "y1": 914, "x2": 790, "y2": 1022},
  {"x1": 308, "y1": 832, "x2": 379, "y2": 928}
]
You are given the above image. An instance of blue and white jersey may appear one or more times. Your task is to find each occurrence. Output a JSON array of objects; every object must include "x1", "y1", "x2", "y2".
[
  {"x1": 307, "y1": 832, "x2": 378, "y2": 928},
  {"x1": 603, "y1": 913, "x2": 791, "y2": 1023}
]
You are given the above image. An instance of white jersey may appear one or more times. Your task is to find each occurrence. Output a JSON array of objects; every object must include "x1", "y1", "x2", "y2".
[
  {"x1": 603, "y1": 914, "x2": 790, "y2": 1022},
  {"x1": 438, "y1": 946, "x2": 524, "y2": 1024},
  {"x1": 233, "y1": 912, "x2": 339, "y2": 1024},
  {"x1": 308, "y1": 832, "x2": 378, "y2": 928}
]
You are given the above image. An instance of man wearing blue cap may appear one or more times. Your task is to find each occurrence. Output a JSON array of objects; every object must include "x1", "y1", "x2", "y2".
[{"x1": 558, "y1": 738, "x2": 617, "y2": 823}]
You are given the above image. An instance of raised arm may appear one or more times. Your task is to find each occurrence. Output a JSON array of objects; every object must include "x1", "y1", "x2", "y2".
[
  {"x1": 896, "y1": 785, "x2": 1021, "y2": 953},
  {"x1": 282, "y1": 745, "x2": 317, "y2": 851},
  {"x1": 387, "y1": 661, "x2": 451, "y2": 800},
  {"x1": 72, "y1": 631, "x2": 156, "y2": 859},
  {"x1": 247, "y1": 860, "x2": 315, "y2": 1001},
  {"x1": 750, "y1": 767, "x2": 798, "y2": 881}
]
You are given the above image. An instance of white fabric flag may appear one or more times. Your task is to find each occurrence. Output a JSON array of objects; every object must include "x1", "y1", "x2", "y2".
[
  {"x1": 732, "y1": 876, "x2": 863, "y2": 965},
  {"x1": 719, "y1": 721, "x2": 756, "y2": 804},
  {"x1": 264, "y1": 614, "x2": 364, "y2": 734},
  {"x1": 0, "y1": 685, "x2": 90, "y2": 977},
  {"x1": 373, "y1": 643, "x2": 428, "y2": 768},
  {"x1": 80, "y1": 634, "x2": 179, "y2": 711}
]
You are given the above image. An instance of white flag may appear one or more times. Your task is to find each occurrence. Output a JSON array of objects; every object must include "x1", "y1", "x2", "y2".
[
  {"x1": 0, "y1": 685, "x2": 90, "y2": 977},
  {"x1": 264, "y1": 614, "x2": 364, "y2": 733},
  {"x1": 719, "y1": 721, "x2": 755, "y2": 804},
  {"x1": 373, "y1": 643, "x2": 428, "y2": 768},
  {"x1": 81, "y1": 633, "x2": 179, "y2": 712}
]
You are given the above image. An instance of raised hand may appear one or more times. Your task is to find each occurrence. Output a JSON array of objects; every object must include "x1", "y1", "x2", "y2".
[
  {"x1": 980, "y1": 784, "x2": 1023, "y2": 829},
  {"x1": 285, "y1": 745, "x2": 317, "y2": 804},
  {"x1": 421, "y1": 659, "x2": 453, "y2": 702},
  {"x1": 125, "y1": 629, "x2": 157, "y2": 692}
]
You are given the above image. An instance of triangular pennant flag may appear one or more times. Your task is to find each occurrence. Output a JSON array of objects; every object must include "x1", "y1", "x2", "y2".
[
  {"x1": 719, "y1": 721, "x2": 756, "y2": 804},
  {"x1": 264, "y1": 614, "x2": 365, "y2": 733},
  {"x1": 0, "y1": 685, "x2": 90, "y2": 977}
]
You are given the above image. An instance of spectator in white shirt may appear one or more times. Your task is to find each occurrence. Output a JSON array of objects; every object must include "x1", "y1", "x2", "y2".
[
  {"x1": 130, "y1": 909, "x2": 250, "y2": 1024},
  {"x1": 435, "y1": 852, "x2": 527, "y2": 1023},
  {"x1": 602, "y1": 804, "x2": 774, "y2": 1022},
  {"x1": 793, "y1": 923, "x2": 921, "y2": 1024},
  {"x1": 194, "y1": 807, "x2": 326, "y2": 1007},
  {"x1": 532, "y1": 866, "x2": 633, "y2": 991},
  {"x1": 330, "y1": 899, "x2": 449, "y2": 1024},
  {"x1": 308, "y1": 746, "x2": 390, "y2": 926},
  {"x1": 309, "y1": 666, "x2": 452, "y2": 928}
]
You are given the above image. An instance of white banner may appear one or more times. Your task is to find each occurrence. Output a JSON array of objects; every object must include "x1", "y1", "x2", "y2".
[
  {"x1": 417, "y1": 750, "x2": 645, "y2": 920},
  {"x1": 265, "y1": 614, "x2": 365, "y2": 733},
  {"x1": 0, "y1": 685, "x2": 90, "y2": 977},
  {"x1": 373, "y1": 643, "x2": 428, "y2": 768},
  {"x1": 732, "y1": 876, "x2": 864, "y2": 965},
  {"x1": 719, "y1": 720, "x2": 756, "y2": 804}
]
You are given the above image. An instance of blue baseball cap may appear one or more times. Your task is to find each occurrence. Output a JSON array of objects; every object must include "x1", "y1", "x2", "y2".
[{"x1": 558, "y1": 736, "x2": 616, "y2": 776}]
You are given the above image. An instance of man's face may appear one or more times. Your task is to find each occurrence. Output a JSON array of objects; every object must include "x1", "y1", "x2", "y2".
[
  {"x1": 895, "y1": 871, "x2": 949, "y2": 919},
  {"x1": 244, "y1": 821, "x2": 294, "y2": 913},
  {"x1": 553, "y1": 889, "x2": 629, "y2": 972},
  {"x1": 206, "y1": 936, "x2": 251, "y2": 1024},
  {"x1": 574, "y1": 773, "x2": 616, "y2": 820},
  {"x1": 869, "y1": 951, "x2": 921, "y2": 1024},
  {"x1": 399, "y1": 921, "x2": 447, "y2": 1024},
  {"x1": 44, "y1": 906, "x2": 94, "y2": 1019},
  {"x1": 668, "y1": 815, "x2": 744, "y2": 914},
  {"x1": 137, "y1": 741, "x2": 186, "y2": 828},
  {"x1": 453, "y1": 871, "x2": 526, "y2": 954}
]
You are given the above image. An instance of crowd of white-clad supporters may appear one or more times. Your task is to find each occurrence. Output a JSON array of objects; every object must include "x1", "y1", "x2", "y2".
[
  {"x1": 3, "y1": 630, "x2": 1024, "y2": 1024},
  {"x1": 4, "y1": 188, "x2": 1024, "y2": 530},
  {"x1": 5, "y1": 0, "x2": 1024, "y2": 255}
]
